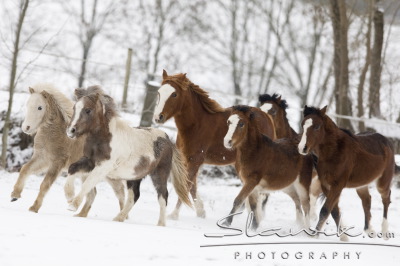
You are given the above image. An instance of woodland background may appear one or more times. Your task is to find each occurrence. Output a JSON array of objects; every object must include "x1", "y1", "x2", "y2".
[{"x1": 1, "y1": 0, "x2": 400, "y2": 170}]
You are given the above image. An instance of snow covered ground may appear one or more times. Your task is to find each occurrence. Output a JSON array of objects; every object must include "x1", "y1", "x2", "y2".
[{"x1": 0, "y1": 166, "x2": 400, "y2": 266}]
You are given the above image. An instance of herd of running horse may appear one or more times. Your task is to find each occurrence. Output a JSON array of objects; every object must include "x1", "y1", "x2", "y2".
[{"x1": 9, "y1": 70, "x2": 400, "y2": 240}]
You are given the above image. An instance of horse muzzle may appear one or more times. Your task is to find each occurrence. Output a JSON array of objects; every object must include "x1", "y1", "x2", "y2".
[
  {"x1": 298, "y1": 144, "x2": 309, "y2": 155},
  {"x1": 224, "y1": 138, "x2": 233, "y2": 149},
  {"x1": 154, "y1": 113, "x2": 165, "y2": 124},
  {"x1": 66, "y1": 127, "x2": 77, "y2": 139}
]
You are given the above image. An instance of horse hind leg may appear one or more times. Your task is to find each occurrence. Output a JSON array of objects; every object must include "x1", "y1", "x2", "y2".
[
  {"x1": 246, "y1": 188, "x2": 263, "y2": 230},
  {"x1": 75, "y1": 187, "x2": 97, "y2": 217},
  {"x1": 107, "y1": 178, "x2": 126, "y2": 211},
  {"x1": 113, "y1": 179, "x2": 141, "y2": 222},
  {"x1": 283, "y1": 185, "x2": 304, "y2": 226},
  {"x1": 150, "y1": 166, "x2": 169, "y2": 226},
  {"x1": 377, "y1": 169, "x2": 393, "y2": 240},
  {"x1": 309, "y1": 177, "x2": 322, "y2": 221},
  {"x1": 294, "y1": 180, "x2": 311, "y2": 228},
  {"x1": 356, "y1": 186, "x2": 374, "y2": 234}
]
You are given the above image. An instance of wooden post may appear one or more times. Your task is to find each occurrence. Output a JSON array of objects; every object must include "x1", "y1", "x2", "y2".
[
  {"x1": 139, "y1": 79, "x2": 159, "y2": 127},
  {"x1": 122, "y1": 48, "x2": 133, "y2": 109}
]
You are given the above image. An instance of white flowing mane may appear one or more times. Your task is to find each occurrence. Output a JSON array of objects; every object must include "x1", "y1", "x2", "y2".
[{"x1": 31, "y1": 83, "x2": 74, "y2": 123}]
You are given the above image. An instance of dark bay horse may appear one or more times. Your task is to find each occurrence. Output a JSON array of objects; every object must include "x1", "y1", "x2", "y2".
[
  {"x1": 223, "y1": 105, "x2": 313, "y2": 228},
  {"x1": 153, "y1": 70, "x2": 276, "y2": 218},
  {"x1": 259, "y1": 93, "x2": 322, "y2": 220},
  {"x1": 298, "y1": 105, "x2": 396, "y2": 240},
  {"x1": 66, "y1": 87, "x2": 191, "y2": 226}
]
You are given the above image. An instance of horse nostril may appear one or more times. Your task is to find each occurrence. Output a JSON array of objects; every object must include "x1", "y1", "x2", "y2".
[
  {"x1": 159, "y1": 114, "x2": 164, "y2": 121},
  {"x1": 26, "y1": 126, "x2": 30, "y2": 131},
  {"x1": 303, "y1": 144, "x2": 308, "y2": 153},
  {"x1": 71, "y1": 128, "x2": 76, "y2": 134},
  {"x1": 228, "y1": 140, "x2": 232, "y2": 146}
]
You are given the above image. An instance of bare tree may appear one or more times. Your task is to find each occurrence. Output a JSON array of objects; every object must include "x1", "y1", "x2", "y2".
[
  {"x1": 61, "y1": 0, "x2": 116, "y2": 87},
  {"x1": 368, "y1": 1, "x2": 384, "y2": 119},
  {"x1": 330, "y1": 0, "x2": 353, "y2": 130},
  {"x1": 1, "y1": 0, "x2": 30, "y2": 169}
]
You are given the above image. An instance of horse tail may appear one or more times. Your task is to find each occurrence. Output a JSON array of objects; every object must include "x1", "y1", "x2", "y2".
[
  {"x1": 317, "y1": 192, "x2": 326, "y2": 205},
  {"x1": 171, "y1": 145, "x2": 192, "y2": 208}
]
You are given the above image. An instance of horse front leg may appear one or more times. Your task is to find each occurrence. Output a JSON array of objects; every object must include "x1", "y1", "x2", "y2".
[
  {"x1": 224, "y1": 176, "x2": 259, "y2": 227},
  {"x1": 315, "y1": 182, "x2": 344, "y2": 233},
  {"x1": 29, "y1": 162, "x2": 64, "y2": 212},
  {"x1": 67, "y1": 162, "x2": 111, "y2": 212},
  {"x1": 11, "y1": 155, "x2": 46, "y2": 201}
]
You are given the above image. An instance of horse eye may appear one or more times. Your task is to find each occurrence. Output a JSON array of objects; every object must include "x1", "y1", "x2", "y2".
[
  {"x1": 85, "y1": 109, "x2": 91, "y2": 114},
  {"x1": 38, "y1": 106, "x2": 42, "y2": 110},
  {"x1": 315, "y1": 125, "x2": 320, "y2": 130},
  {"x1": 239, "y1": 121, "x2": 244, "y2": 128},
  {"x1": 171, "y1": 92, "x2": 177, "y2": 98}
]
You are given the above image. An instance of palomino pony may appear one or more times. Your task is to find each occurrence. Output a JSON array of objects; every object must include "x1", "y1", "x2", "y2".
[
  {"x1": 223, "y1": 105, "x2": 313, "y2": 228},
  {"x1": 66, "y1": 87, "x2": 192, "y2": 226},
  {"x1": 298, "y1": 105, "x2": 396, "y2": 240},
  {"x1": 153, "y1": 70, "x2": 276, "y2": 219},
  {"x1": 11, "y1": 84, "x2": 125, "y2": 216},
  {"x1": 259, "y1": 93, "x2": 322, "y2": 220}
]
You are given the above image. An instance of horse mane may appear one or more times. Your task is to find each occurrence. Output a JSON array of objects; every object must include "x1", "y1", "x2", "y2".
[
  {"x1": 31, "y1": 83, "x2": 74, "y2": 123},
  {"x1": 76, "y1": 85, "x2": 118, "y2": 120},
  {"x1": 163, "y1": 74, "x2": 225, "y2": 114},
  {"x1": 232, "y1": 105, "x2": 251, "y2": 113},
  {"x1": 303, "y1": 106, "x2": 323, "y2": 117},
  {"x1": 340, "y1": 128, "x2": 356, "y2": 138},
  {"x1": 259, "y1": 93, "x2": 288, "y2": 110}
]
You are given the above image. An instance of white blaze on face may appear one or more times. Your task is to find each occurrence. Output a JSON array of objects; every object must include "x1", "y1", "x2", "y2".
[
  {"x1": 298, "y1": 118, "x2": 313, "y2": 155},
  {"x1": 153, "y1": 84, "x2": 175, "y2": 120},
  {"x1": 67, "y1": 100, "x2": 84, "y2": 137},
  {"x1": 22, "y1": 93, "x2": 46, "y2": 135},
  {"x1": 224, "y1": 114, "x2": 240, "y2": 149},
  {"x1": 260, "y1": 103, "x2": 273, "y2": 114}
]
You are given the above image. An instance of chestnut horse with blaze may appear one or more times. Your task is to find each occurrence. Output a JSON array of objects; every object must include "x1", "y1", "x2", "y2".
[
  {"x1": 153, "y1": 70, "x2": 276, "y2": 218},
  {"x1": 223, "y1": 106, "x2": 313, "y2": 229},
  {"x1": 298, "y1": 106, "x2": 397, "y2": 240}
]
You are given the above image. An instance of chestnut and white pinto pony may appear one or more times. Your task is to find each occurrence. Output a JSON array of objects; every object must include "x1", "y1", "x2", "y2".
[
  {"x1": 11, "y1": 84, "x2": 125, "y2": 216},
  {"x1": 65, "y1": 87, "x2": 192, "y2": 226}
]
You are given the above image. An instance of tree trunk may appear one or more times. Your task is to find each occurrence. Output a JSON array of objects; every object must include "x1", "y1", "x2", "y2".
[
  {"x1": 1, "y1": 0, "x2": 30, "y2": 169},
  {"x1": 78, "y1": 42, "x2": 91, "y2": 87},
  {"x1": 357, "y1": 1, "x2": 373, "y2": 132},
  {"x1": 330, "y1": 0, "x2": 353, "y2": 130},
  {"x1": 368, "y1": 5, "x2": 384, "y2": 118}
]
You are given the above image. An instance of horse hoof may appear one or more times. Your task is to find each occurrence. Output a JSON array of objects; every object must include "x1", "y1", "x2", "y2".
[
  {"x1": 68, "y1": 203, "x2": 78, "y2": 212},
  {"x1": 157, "y1": 221, "x2": 166, "y2": 226},
  {"x1": 74, "y1": 212, "x2": 88, "y2": 218},
  {"x1": 340, "y1": 234, "x2": 349, "y2": 242},
  {"x1": 113, "y1": 216, "x2": 125, "y2": 222},
  {"x1": 11, "y1": 198, "x2": 18, "y2": 202},
  {"x1": 167, "y1": 212, "x2": 179, "y2": 220},
  {"x1": 196, "y1": 210, "x2": 206, "y2": 219},
  {"x1": 29, "y1": 206, "x2": 39, "y2": 213}
]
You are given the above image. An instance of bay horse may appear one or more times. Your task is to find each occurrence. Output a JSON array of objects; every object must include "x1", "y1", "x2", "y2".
[
  {"x1": 11, "y1": 84, "x2": 125, "y2": 216},
  {"x1": 298, "y1": 105, "x2": 396, "y2": 240},
  {"x1": 66, "y1": 87, "x2": 192, "y2": 226},
  {"x1": 153, "y1": 70, "x2": 276, "y2": 219},
  {"x1": 223, "y1": 105, "x2": 313, "y2": 229},
  {"x1": 259, "y1": 93, "x2": 323, "y2": 220}
]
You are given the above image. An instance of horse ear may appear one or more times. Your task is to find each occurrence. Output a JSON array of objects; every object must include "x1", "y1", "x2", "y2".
[
  {"x1": 320, "y1": 105, "x2": 328, "y2": 115},
  {"x1": 162, "y1": 69, "x2": 168, "y2": 79},
  {"x1": 40, "y1": 90, "x2": 49, "y2": 99},
  {"x1": 277, "y1": 96, "x2": 281, "y2": 102},
  {"x1": 249, "y1": 112, "x2": 255, "y2": 120},
  {"x1": 29, "y1": 87, "x2": 35, "y2": 94},
  {"x1": 75, "y1": 88, "x2": 86, "y2": 99}
]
